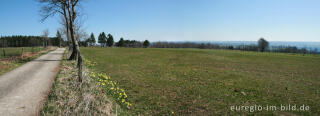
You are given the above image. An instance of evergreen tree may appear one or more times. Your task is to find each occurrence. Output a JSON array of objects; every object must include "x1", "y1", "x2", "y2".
[
  {"x1": 143, "y1": 40, "x2": 150, "y2": 48},
  {"x1": 106, "y1": 34, "x2": 114, "y2": 47},
  {"x1": 258, "y1": 38, "x2": 269, "y2": 52},
  {"x1": 98, "y1": 33, "x2": 103, "y2": 47},
  {"x1": 116, "y1": 37, "x2": 125, "y2": 47},
  {"x1": 102, "y1": 32, "x2": 107, "y2": 46},
  {"x1": 98, "y1": 32, "x2": 107, "y2": 47},
  {"x1": 90, "y1": 33, "x2": 96, "y2": 46}
]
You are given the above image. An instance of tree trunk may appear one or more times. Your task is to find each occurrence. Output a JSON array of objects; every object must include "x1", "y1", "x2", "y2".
[
  {"x1": 67, "y1": 1, "x2": 82, "y2": 81},
  {"x1": 67, "y1": 27, "x2": 74, "y2": 59},
  {"x1": 69, "y1": 44, "x2": 77, "y2": 60},
  {"x1": 61, "y1": 4, "x2": 74, "y2": 60}
]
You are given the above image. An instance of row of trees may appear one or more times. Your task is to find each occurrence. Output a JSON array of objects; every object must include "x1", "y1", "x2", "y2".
[
  {"x1": 116, "y1": 38, "x2": 150, "y2": 48},
  {"x1": 151, "y1": 38, "x2": 318, "y2": 54},
  {"x1": 97, "y1": 32, "x2": 114, "y2": 47},
  {"x1": 2, "y1": 34, "x2": 316, "y2": 55},
  {"x1": 79, "y1": 32, "x2": 150, "y2": 48},
  {"x1": 0, "y1": 35, "x2": 63, "y2": 47},
  {"x1": 150, "y1": 38, "x2": 269, "y2": 52}
]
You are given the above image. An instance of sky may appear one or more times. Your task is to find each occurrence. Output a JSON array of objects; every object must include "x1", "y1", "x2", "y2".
[{"x1": 0, "y1": 0, "x2": 319, "y2": 42}]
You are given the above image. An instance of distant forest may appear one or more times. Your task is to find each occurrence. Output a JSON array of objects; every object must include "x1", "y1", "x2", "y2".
[
  {"x1": 150, "y1": 41, "x2": 318, "y2": 54},
  {"x1": 1, "y1": 35, "x2": 318, "y2": 54},
  {"x1": 0, "y1": 35, "x2": 64, "y2": 47}
]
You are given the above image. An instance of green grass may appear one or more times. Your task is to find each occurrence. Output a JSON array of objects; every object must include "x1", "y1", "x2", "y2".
[
  {"x1": 0, "y1": 47, "x2": 44, "y2": 58},
  {"x1": 81, "y1": 47, "x2": 320, "y2": 115}
]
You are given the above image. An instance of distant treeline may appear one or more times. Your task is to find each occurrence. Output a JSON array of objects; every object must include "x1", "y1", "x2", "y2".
[
  {"x1": 0, "y1": 35, "x2": 63, "y2": 47},
  {"x1": 79, "y1": 38, "x2": 150, "y2": 48},
  {"x1": 79, "y1": 34, "x2": 318, "y2": 54},
  {"x1": 79, "y1": 32, "x2": 150, "y2": 48},
  {"x1": 150, "y1": 42, "x2": 319, "y2": 54},
  {"x1": 80, "y1": 39, "x2": 150, "y2": 48}
]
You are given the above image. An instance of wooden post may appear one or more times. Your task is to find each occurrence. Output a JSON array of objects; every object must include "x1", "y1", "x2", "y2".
[
  {"x1": 2, "y1": 48, "x2": 5, "y2": 57},
  {"x1": 21, "y1": 47, "x2": 24, "y2": 56},
  {"x1": 78, "y1": 53, "x2": 83, "y2": 82},
  {"x1": 2, "y1": 39, "x2": 5, "y2": 57}
]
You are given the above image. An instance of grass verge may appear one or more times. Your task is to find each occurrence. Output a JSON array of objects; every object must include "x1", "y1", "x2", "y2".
[{"x1": 41, "y1": 51, "x2": 130, "y2": 115}]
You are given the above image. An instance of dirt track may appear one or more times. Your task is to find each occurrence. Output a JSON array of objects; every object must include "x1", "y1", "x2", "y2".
[{"x1": 0, "y1": 48, "x2": 65, "y2": 116}]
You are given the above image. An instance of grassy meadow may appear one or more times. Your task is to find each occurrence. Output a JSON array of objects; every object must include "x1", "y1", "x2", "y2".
[
  {"x1": 0, "y1": 47, "x2": 44, "y2": 59},
  {"x1": 0, "y1": 47, "x2": 50, "y2": 75},
  {"x1": 81, "y1": 47, "x2": 320, "y2": 115}
]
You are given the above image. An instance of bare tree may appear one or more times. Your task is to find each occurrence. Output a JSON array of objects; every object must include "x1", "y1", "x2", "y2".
[
  {"x1": 42, "y1": 29, "x2": 49, "y2": 47},
  {"x1": 38, "y1": 0, "x2": 84, "y2": 82},
  {"x1": 58, "y1": 14, "x2": 87, "y2": 56},
  {"x1": 58, "y1": 15, "x2": 73, "y2": 56},
  {"x1": 56, "y1": 30, "x2": 62, "y2": 47}
]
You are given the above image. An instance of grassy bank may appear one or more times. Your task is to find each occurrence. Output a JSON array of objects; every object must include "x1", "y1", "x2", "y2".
[
  {"x1": 0, "y1": 47, "x2": 54, "y2": 75},
  {"x1": 81, "y1": 47, "x2": 320, "y2": 115},
  {"x1": 41, "y1": 51, "x2": 129, "y2": 115}
]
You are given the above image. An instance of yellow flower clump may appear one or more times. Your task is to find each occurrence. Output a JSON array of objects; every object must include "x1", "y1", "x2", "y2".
[
  {"x1": 84, "y1": 59, "x2": 97, "y2": 67},
  {"x1": 95, "y1": 73, "x2": 132, "y2": 108},
  {"x1": 85, "y1": 59, "x2": 132, "y2": 108}
]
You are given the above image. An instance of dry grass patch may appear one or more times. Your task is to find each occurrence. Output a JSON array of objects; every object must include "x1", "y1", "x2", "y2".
[{"x1": 41, "y1": 54, "x2": 128, "y2": 115}]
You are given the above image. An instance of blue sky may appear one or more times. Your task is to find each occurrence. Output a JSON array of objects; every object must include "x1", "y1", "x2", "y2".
[{"x1": 0, "y1": 0, "x2": 319, "y2": 42}]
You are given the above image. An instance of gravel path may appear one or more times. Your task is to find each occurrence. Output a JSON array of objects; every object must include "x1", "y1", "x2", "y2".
[{"x1": 0, "y1": 48, "x2": 65, "y2": 116}]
